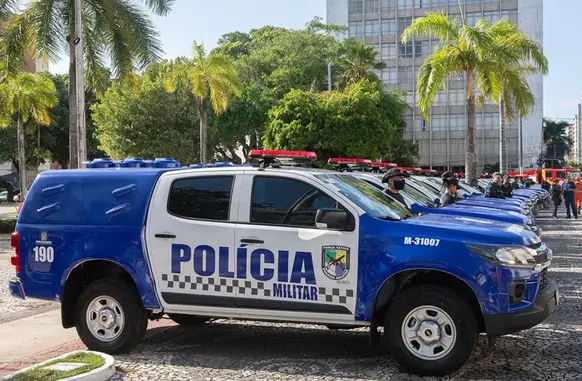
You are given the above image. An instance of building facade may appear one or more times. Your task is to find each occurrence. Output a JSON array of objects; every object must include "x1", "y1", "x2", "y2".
[
  {"x1": 569, "y1": 104, "x2": 582, "y2": 164},
  {"x1": 326, "y1": 0, "x2": 544, "y2": 171}
]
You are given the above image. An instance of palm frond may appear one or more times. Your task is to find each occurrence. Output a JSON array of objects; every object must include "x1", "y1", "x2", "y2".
[
  {"x1": 401, "y1": 11, "x2": 459, "y2": 44},
  {"x1": 0, "y1": 0, "x2": 20, "y2": 19},
  {"x1": 140, "y1": 0, "x2": 174, "y2": 16},
  {"x1": 0, "y1": 12, "x2": 34, "y2": 77},
  {"x1": 27, "y1": 0, "x2": 63, "y2": 63}
]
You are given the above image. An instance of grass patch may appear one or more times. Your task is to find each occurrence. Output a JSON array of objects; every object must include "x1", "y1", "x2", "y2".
[
  {"x1": 0, "y1": 218, "x2": 15, "y2": 234},
  {"x1": 8, "y1": 352, "x2": 105, "y2": 381}
]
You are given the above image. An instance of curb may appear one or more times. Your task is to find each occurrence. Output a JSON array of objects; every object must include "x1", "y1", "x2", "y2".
[{"x1": 0, "y1": 350, "x2": 115, "y2": 381}]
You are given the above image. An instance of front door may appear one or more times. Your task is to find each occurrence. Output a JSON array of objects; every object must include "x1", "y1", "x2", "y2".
[
  {"x1": 145, "y1": 170, "x2": 240, "y2": 314},
  {"x1": 233, "y1": 172, "x2": 359, "y2": 324}
]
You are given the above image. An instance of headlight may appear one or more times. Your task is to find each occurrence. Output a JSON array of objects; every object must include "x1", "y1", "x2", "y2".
[{"x1": 466, "y1": 243, "x2": 538, "y2": 268}]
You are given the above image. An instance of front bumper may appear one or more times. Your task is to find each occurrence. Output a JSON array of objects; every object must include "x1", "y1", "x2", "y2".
[
  {"x1": 483, "y1": 279, "x2": 558, "y2": 336},
  {"x1": 8, "y1": 277, "x2": 26, "y2": 300}
]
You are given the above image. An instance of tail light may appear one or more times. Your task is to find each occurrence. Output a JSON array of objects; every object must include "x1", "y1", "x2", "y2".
[{"x1": 10, "y1": 232, "x2": 20, "y2": 273}]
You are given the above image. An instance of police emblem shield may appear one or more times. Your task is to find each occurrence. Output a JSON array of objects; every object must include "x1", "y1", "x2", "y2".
[
  {"x1": 40, "y1": 231, "x2": 48, "y2": 241},
  {"x1": 322, "y1": 245, "x2": 350, "y2": 280}
]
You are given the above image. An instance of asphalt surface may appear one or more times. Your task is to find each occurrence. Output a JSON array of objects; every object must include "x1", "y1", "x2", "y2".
[{"x1": 106, "y1": 208, "x2": 582, "y2": 381}]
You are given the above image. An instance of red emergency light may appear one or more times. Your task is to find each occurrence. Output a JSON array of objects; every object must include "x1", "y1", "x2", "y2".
[
  {"x1": 372, "y1": 162, "x2": 398, "y2": 168},
  {"x1": 328, "y1": 158, "x2": 372, "y2": 165},
  {"x1": 248, "y1": 150, "x2": 317, "y2": 160}
]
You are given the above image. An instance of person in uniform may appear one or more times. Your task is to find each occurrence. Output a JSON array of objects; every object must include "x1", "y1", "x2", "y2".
[
  {"x1": 501, "y1": 175, "x2": 514, "y2": 198},
  {"x1": 381, "y1": 167, "x2": 409, "y2": 207},
  {"x1": 551, "y1": 179, "x2": 563, "y2": 219},
  {"x1": 440, "y1": 175, "x2": 462, "y2": 206},
  {"x1": 563, "y1": 177, "x2": 578, "y2": 219},
  {"x1": 485, "y1": 172, "x2": 505, "y2": 198}
]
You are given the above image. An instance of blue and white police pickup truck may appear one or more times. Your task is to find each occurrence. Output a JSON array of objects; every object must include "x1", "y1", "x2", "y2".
[{"x1": 8, "y1": 151, "x2": 559, "y2": 376}]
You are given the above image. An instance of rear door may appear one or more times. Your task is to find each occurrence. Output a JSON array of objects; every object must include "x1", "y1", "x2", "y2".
[
  {"x1": 145, "y1": 169, "x2": 241, "y2": 314},
  {"x1": 232, "y1": 171, "x2": 360, "y2": 324}
]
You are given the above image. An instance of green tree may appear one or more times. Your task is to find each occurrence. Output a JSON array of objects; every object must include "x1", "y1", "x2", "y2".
[
  {"x1": 166, "y1": 41, "x2": 242, "y2": 164},
  {"x1": 264, "y1": 80, "x2": 410, "y2": 160},
  {"x1": 542, "y1": 118, "x2": 571, "y2": 168},
  {"x1": 0, "y1": 0, "x2": 174, "y2": 168},
  {"x1": 338, "y1": 38, "x2": 386, "y2": 88},
  {"x1": 488, "y1": 21, "x2": 548, "y2": 174},
  {"x1": 0, "y1": 73, "x2": 57, "y2": 197},
  {"x1": 92, "y1": 60, "x2": 201, "y2": 164},
  {"x1": 39, "y1": 74, "x2": 105, "y2": 168},
  {"x1": 402, "y1": 12, "x2": 533, "y2": 185}
]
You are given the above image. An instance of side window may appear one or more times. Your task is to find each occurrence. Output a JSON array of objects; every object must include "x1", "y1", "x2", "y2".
[
  {"x1": 251, "y1": 177, "x2": 339, "y2": 227},
  {"x1": 167, "y1": 176, "x2": 234, "y2": 221},
  {"x1": 557, "y1": 171, "x2": 566, "y2": 179}
]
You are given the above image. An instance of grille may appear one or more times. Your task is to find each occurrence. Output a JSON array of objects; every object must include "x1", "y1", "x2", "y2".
[{"x1": 539, "y1": 268, "x2": 550, "y2": 290}]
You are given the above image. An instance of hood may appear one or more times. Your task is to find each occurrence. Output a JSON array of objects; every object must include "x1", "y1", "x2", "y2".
[
  {"x1": 456, "y1": 199, "x2": 525, "y2": 213},
  {"x1": 399, "y1": 213, "x2": 539, "y2": 246},
  {"x1": 416, "y1": 203, "x2": 529, "y2": 224},
  {"x1": 446, "y1": 203, "x2": 529, "y2": 220},
  {"x1": 469, "y1": 195, "x2": 526, "y2": 206}
]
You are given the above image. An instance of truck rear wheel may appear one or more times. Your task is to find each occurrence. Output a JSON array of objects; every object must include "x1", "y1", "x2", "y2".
[
  {"x1": 75, "y1": 278, "x2": 148, "y2": 354},
  {"x1": 384, "y1": 285, "x2": 477, "y2": 376},
  {"x1": 168, "y1": 314, "x2": 210, "y2": 326}
]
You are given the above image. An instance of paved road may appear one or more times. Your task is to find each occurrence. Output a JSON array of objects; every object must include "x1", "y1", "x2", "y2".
[{"x1": 107, "y1": 210, "x2": 582, "y2": 381}]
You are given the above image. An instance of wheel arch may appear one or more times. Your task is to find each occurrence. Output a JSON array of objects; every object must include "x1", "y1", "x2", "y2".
[
  {"x1": 60, "y1": 259, "x2": 145, "y2": 329},
  {"x1": 372, "y1": 268, "x2": 485, "y2": 333}
]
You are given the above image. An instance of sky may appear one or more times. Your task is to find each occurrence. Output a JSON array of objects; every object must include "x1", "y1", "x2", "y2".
[{"x1": 48, "y1": 0, "x2": 576, "y2": 122}]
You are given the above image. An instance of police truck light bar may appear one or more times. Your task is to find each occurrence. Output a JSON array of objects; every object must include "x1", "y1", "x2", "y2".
[
  {"x1": 328, "y1": 158, "x2": 372, "y2": 165},
  {"x1": 248, "y1": 150, "x2": 317, "y2": 168}
]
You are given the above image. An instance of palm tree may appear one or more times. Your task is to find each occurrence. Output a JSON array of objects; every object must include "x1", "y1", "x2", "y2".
[
  {"x1": 542, "y1": 118, "x2": 572, "y2": 167},
  {"x1": 0, "y1": 0, "x2": 174, "y2": 168},
  {"x1": 339, "y1": 39, "x2": 386, "y2": 88},
  {"x1": 0, "y1": 73, "x2": 57, "y2": 197},
  {"x1": 165, "y1": 41, "x2": 242, "y2": 164},
  {"x1": 401, "y1": 12, "x2": 531, "y2": 186},
  {"x1": 488, "y1": 22, "x2": 548, "y2": 174}
]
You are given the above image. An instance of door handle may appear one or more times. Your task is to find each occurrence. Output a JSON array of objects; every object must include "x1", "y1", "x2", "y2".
[
  {"x1": 155, "y1": 233, "x2": 176, "y2": 239},
  {"x1": 240, "y1": 238, "x2": 264, "y2": 244}
]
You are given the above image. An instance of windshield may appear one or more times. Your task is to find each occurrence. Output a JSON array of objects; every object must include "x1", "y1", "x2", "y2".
[
  {"x1": 316, "y1": 173, "x2": 412, "y2": 221},
  {"x1": 414, "y1": 176, "x2": 471, "y2": 197},
  {"x1": 568, "y1": 171, "x2": 581, "y2": 180},
  {"x1": 402, "y1": 184, "x2": 437, "y2": 207}
]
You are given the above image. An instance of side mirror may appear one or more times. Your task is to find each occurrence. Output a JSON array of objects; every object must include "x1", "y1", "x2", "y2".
[
  {"x1": 433, "y1": 198, "x2": 441, "y2": 205},
  {"x1": 410, "y1": 202, "x2": 424, "y2": 213},
  {"x1": 315, "y1": 208, "x2": 347, "y2": 230}
]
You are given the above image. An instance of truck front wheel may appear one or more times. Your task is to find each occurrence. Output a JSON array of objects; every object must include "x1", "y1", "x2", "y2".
[
  {"x1": 75, "y1": 278, "x2": 148, "y2": 354},
  {"x1": 384, "y1": 285, "x2": 478, "y2": 376}
]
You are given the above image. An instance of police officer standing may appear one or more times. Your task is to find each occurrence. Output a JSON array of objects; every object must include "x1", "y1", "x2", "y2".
[
  {"x1": 551, "y1": 179, "x2": 563, "y2": 219},
  {"x1": 485, "y1": 172, "x2": 505, "y2": 199},
  {"x1": 382, "y1": 167, "x2": 409, "y2": 207},
  {"x1": 501, "y1": 175, "x2": 513, "y2": 198},
  {"x1": 563, "y1": 177, "x2": 578, "y2": 219},
  {"x1": 440, "y1": 175, "x2": 462, "y2": 206}
]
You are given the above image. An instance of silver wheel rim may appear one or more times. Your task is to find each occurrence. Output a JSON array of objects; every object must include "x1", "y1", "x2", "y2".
[
  {"x1": 401, "y1": 305, "x2": 457, "y2": 361},
  {"x1": 86, "y1": 296, "x2": 125, "y2": 342}
]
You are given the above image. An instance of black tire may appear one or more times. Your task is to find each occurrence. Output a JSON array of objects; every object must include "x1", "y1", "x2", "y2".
[
  {"x1": 168, "y1": 314, "x2": 210, "y2": 326},
  {"x1": 384, "y1": 285, "x2": 477, "y2": 377},
  {"x1": 75, "y1": 278, "x2": 148, "y2": 354}
]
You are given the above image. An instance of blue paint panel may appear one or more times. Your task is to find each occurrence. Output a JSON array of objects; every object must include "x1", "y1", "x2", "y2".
[
  {"x1": 15, "y1": 168, "x2": 168, "y2": 308},
  {"x1": 354, "y1": 214, "x2": 541, "y2": 321}
]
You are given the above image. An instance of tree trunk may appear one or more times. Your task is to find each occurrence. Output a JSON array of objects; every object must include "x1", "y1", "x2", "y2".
[
  {"x1": 68, "y1": 41, "x2": 79, "y2": 169},
  {"x1": 196, "y1": 98, "x2": 207, "y2": 164},
  {"x1": 17, "y1": 117, "x2": 28, "y2": 198},
  {"x1": 465, "y1": 72, "x2": 478, "y2": 187},
  {"x1": 499, "y1": 99, "x2": 507, "y2": 175},
  {"x1": 36, "y1": 125, "x2": 40, "y2": 175}
]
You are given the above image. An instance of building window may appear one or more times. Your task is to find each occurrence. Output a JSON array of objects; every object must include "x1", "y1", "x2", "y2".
[
  {"x1": 365, "y1": 20, "x2": 380, "y2": 35},
  {"x1": 381, "y1": 0, "x2": 397, "y2": 10},
  {"x1": 419, "y1": 41, "x2": 431, "y2": 56},
  {"x1": 398, "y1": 0, "x2": 413, "y2": 9},
  {"x1": 382, "y1": 67, "x2": 397, "y2": 84},
  {"x1": 483, "y1": 11, "x2": 499, "y2": 24},
  {"x1": 434, "y1": 91, "x2": 446, "y2": 106},
  {"x1": 449, "y1": 114, "x2": 468, "y2": 131},
  {"x1": 430, "y1": 115, "x2": 447, "y2": 131},
  {"x1": 406, "y1": 92, "x2": 414, "y2": 105},
  {"x1": 398, "y1": 17, "x2": 413, "y2": 34},
  {"x1": 449, "y1": 89, "x2": 465, "y2": 105},
  {"x1": 365, "y1": 0, "x2": 380, "y2": 13},
  {"x1": 484, "y1": 112, "x2": 500, "y2": 129},
  {"x1": 416, "y1": 0, "x2": 429, "y2": 8},
  {"x1": 251, "y1": 177, "x2": 339, "y2": 227},
  {"x1": 399, "y1": 41, "x2": 422, "y2": 58},
  {"x1": 168, "y1": 176, "x2": 233, "y2": 221},
  {"x1": 466, "y1": 12, "x2": 481, "y2": 27},
  {"x1": 381, "y1": 43, "x2": 397, "y2": 59},
  {"x1": 431, "y1": 0, "x2": 448, "y2": 7},
  {"x1": 349, "y1": 21, "x2": 364, "y2": 37},
  {"x1": 501, "y1": 10, "x2": 518, "y2": 23},
  {"x1": 381, "y1": 19, "x2": 397, "y2": 35},
  {"x1": 398, "y1": 66, "x2": 413, "y2": 83},
  {"x1": 349, "y1": 0, "x2": 363, "y2": 14}
]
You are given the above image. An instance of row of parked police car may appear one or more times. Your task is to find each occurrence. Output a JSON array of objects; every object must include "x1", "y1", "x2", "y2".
[{"x1": 8, "y1": 150, "x2": 556, "y2": 377}]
